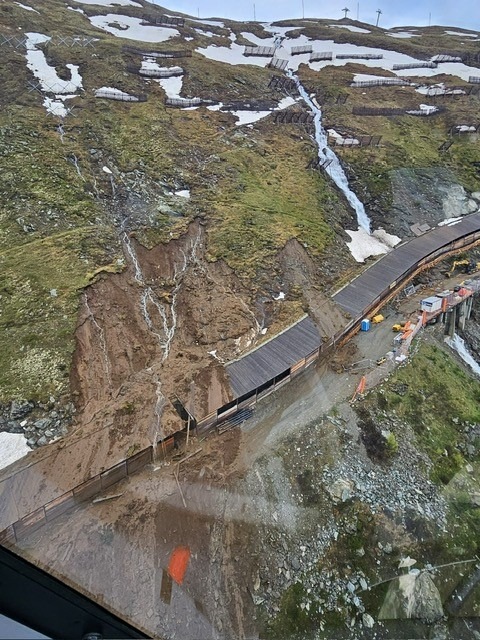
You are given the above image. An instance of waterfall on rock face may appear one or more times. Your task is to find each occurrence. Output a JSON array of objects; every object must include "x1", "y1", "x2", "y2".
[
  {"x1": 290, "y1": 72, "x2": 371, "y2": 233},
  {"x1": 445, "y1": 333, "x2": 480, "y2": 376}
]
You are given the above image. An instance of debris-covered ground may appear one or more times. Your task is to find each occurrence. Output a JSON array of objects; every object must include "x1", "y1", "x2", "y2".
[{"x1": 15, "y1": 287, "x2": 480, "y2": 639}]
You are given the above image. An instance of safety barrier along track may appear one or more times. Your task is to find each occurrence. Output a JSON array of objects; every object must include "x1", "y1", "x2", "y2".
[{"x1": 1, "y1": 213, "x2": 480, "y2": 543}]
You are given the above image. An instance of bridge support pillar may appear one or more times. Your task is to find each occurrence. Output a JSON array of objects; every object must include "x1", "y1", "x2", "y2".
[
  {"x1": 458, "y1": 300, "x2": 467, "y2": 331},
  {"x1": 447, "y1": 307, "x2": 457, "y2": 337}
]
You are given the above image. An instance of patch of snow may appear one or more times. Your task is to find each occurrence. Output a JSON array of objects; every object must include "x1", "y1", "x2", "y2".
[
  {"x1": 199, "y1": 31, "x2": 479, "y2": 83},
  {"x1": 273, "y1": 292, "x2": 285, "y2": 300},
  {"x1": 175, "y1": 189, "x2": 190, "y2": 198},
  {"x1": 438, "y1": 217, "x2": 463, "y2": 226},
  {"x1": 197, "y1": 42, "x2": 270, "y2": 67},
  {"x1": 345, "y1": 228, "x2": 401, "y2": 262},
  {"x1": 240, "y1": 31, "x2": 276, "y2": 47},
  {"x1": 95, "y1": 86, "x2": 137, "y2": 100},
  {"x1": 387, "y1": 31, "x2": 417, "y2": 38},
  {"x1": 228, "y1": 95, "x2": 296, "y2": 126},
  {"x1": 74, "y1": 0, "x2": 141, "y2": 5},
  {"x1": 25, "y1": 32, "x2": 83, "y2": 93},
  {"x1": 141, "y1": 58, "x2": 162, "y2": 72},
  {"x1": 445, "y1": 30, "x2": 478, "y2": 38},
  {"x1": 416, "y1": 83, "x2": 465, "y2": 96},
  {"x1": 43, "y1": 97, "x2": 68, "y2": 117},
  {"x1": 232, "y1": 110, "x2": 270, "y2": 126},
  {"x1": 445, "y1": 334, "x2": 480, "y2": 376},
  {"x1": 185, "y1": 37, "x2": 194, "y2": 41},
  {"x1": 89, "y1": 14, "x2": 179, "y2": 42},
  {"x1": 329, "y1": 24, "x2": 371, "y2": 33},
  {"x1": 207, "y1": 102, "x2": 223, "y2": 111},
  {"x1": 188, "y1": 17, "x2": 225, "y2": 28},
  {"x1": 406, "y1": 103, "x2": 438, "y2": 115},
  {"x1": 277, "y1": 96, "x2": 296, "y2": 109},
  {"x1": 0, "y1": 432, "x2": 31, "y2": 471},
  {"x1": 194, "y1": 28, "x2": 216, "y2": 38},
  {"x1": 262, "y1": 24, "x2": 299, "y2": 36},
  {"x1": 102, "y1": 166, "x2": 112, "y2": 174},
  {"x1": 456, "y1": 125, "x2": 476, "y2": 132},
  {"x1": 67, "y1": 6, "x2": 85, "y2": 13},
  {"x1": 14, "y1": 2, "x2": 39, "y2": 12},
  {"x1": 155, "y1": 75, "x2": 183, "y2": 98}
]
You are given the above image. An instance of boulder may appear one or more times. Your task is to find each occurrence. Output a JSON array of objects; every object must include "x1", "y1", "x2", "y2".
[
  {"x1": 378, "y1": 571, "x2": 443, "y2": 623},
  {"x1": 10, "y1": 400, "x2": 33, "y2": 420},
  {"x1": 328, "y1": 478, "x2": 355, "y2": 504}
]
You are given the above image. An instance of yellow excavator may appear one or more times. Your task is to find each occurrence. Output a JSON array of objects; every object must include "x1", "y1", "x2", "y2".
[{"x1": 445, "y1": 259, "x2": 480, "y2": 277}]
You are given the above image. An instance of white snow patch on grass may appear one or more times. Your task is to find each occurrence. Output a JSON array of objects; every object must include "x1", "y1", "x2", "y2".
[
  {"x1": 233, "y1": 110, "x2": 271, "y2": 126},
  {"x1": 74, "y1": 0, "x2": 141, "y2": 5},
  {"x1": 95, "y1": 86, "x2": 137, "y2": 100},
  {"x1": 196, "y1": 42, "x2": 270, "y2": 67},
  {"x1": 240, "y1": 31, "x2": 276, "y2": 47},
  {"x1": 67, "y1": 6, "x2": 85, "y2": 13},
  {"x1": 445, "y1": 30, "x2": 478, "y2": 38},
  {"x1": 155, "y1": 75, "x2": 183, "y2": 98},
  {"x1": 346, "y1": 228, "x2": 401, "y2": 262},
  {"x1": 175, "y1": 189, "x2": 190, "y2": 198},
  {"x1": 89, "y1": 14, "x2": 179, "y2": 42},
  {"x1": 43, "y1": 97, "x2": 68, "y2": 117},
  {"x1": 0, "y1": 432, "x2": 31, "y2": 471},
  {"x1": 262, "y1": 24, "x2": 299, "y2": 36},
  {"x1": 406, "y1": 103, "x2": 438, "y2": 115},
  {"x1": 387, "y1": 31, "x2": 417, "y2": 38},
  {"x1": 187, "y1": 17, "x2": 225, "y2": 28},
  {"x1": 25, "y1": 33, "x2": 83, "y2": 93},
  {"x1": 194, "y1": 28, "x2": 216, "y2": 38},
  {"x1": 329, "y1": 24, "x2": 371, "y2": 33},
  {"x1": 15, "y1": 2, "x2": 39, "y2": 12},
  {"x1": 199, "y1": 31, "x2": 479, "y2": 83}
]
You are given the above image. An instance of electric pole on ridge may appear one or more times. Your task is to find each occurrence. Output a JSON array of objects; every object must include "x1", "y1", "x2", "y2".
[{"x1": 376, "y1": 9, "x2": 382, "y2": 26}]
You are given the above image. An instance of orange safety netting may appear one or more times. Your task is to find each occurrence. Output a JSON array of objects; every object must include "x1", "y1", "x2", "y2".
[{"x1": 168, "y1": 546, "x2": 191, "y2": 585}]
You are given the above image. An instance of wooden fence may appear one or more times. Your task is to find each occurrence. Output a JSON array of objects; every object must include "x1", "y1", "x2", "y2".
[
  {"x1": 268, "y1": 75, "x2": 298, "y2": 94},
  {"x1": 337, "y1": 53, "x2": 383, "y2": 60},
  {"x1": 269, "y1": 57, "x2": 288, "y2": 71},
  {"x1": 392, "y1": 62, "x2": 437, "y2": 70},
  {"x1": 127, "y1": 65, "x2": 183, "y2": 78},
  {"x1": 140, "y1": 15, "x2": 185, "y2": 27},
  {"x1": 244, "y1": 46, "x2": 275, "y2": 57},
  {"x1": 291, "y1": 45, "x2": 312, "y2": 55},
  {"x1": 309, "y1": 51, "x2": 333, "y2": 62},
  {"x1": 351, "y1": 78, "x2": 410, "y2": 88},
  {"x1": 95, "y1": 90, "x2": 147, "y2": 102},
  {"x1": 0, "y1": 437, "x2": 176, "y2": 546},
  {"x1": 273, "y1": 109, "x2": 314, "y2": 124},
  {"x1": 165, "y1": 97, "x2": 203, "y2": 107}
]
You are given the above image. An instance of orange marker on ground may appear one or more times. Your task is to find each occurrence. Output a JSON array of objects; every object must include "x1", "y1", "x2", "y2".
[{"x1": 168, "y1": 546, "x2": 191, "y2": 585}]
